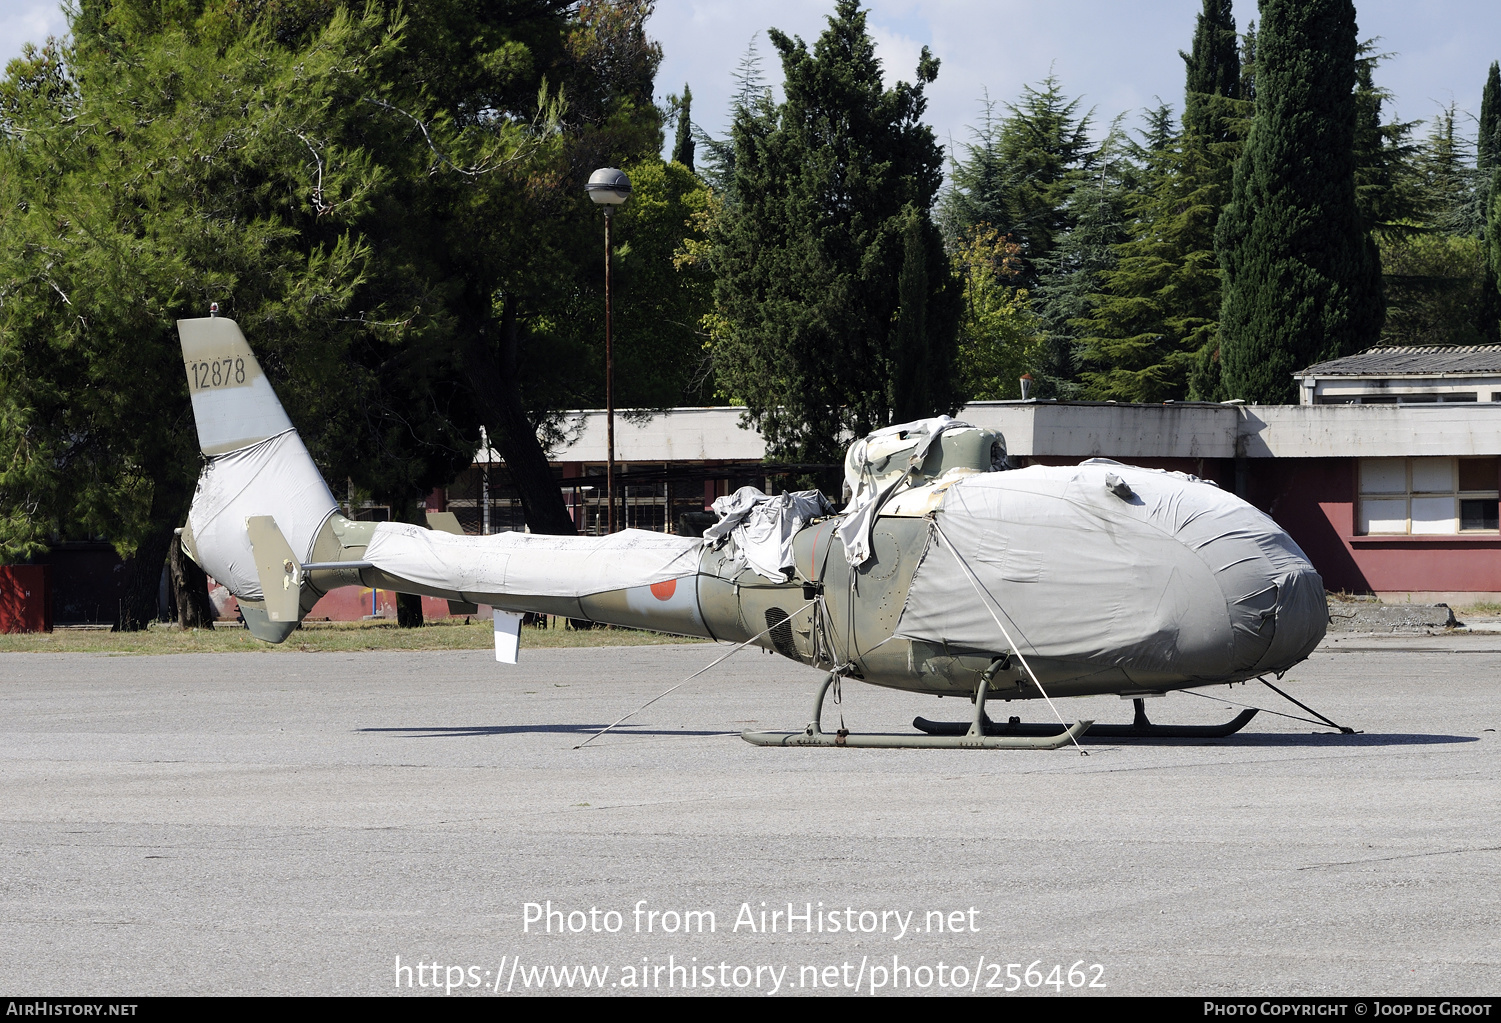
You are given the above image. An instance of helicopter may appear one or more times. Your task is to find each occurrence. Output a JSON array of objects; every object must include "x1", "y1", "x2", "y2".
[{"x1": 177, "y1": 315, "x2": 1329, "y2": 750}]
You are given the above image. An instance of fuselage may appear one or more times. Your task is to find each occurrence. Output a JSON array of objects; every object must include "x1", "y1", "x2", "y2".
[{"x1": 287, "y1": 461, "x2": 1325, "y2": 704}]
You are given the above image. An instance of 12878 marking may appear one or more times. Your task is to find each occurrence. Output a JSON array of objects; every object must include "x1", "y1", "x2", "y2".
[{"x1": 189, "y1": 357, "x2": 246, "y2": 390}]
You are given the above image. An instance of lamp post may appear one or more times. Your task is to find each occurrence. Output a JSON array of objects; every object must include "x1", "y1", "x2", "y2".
[{"x1": 586, "y1": 167, "x2": 632, "y2": 533}]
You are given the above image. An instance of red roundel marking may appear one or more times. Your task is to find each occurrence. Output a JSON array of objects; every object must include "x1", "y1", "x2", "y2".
[{"x1": 650, "y1": 579, "x2": 677, "y2": 601}]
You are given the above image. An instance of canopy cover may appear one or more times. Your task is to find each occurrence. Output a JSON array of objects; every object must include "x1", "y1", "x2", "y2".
[{"x1": 894, "y1": 460, "x2": 1326, "y2": 679}]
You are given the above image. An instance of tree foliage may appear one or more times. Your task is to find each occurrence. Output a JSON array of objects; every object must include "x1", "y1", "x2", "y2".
[
  {"x1": 941, "y1": 78, "x2": 1097, "y2": 397},
  {"x1": 668, "y1": 82, "x2": 694, "y2": 170},
  {"x1": 0, "y1": 8, "x2": 393, "y2": 622},
  {"x1": 1380, "y1": 233, "x2": 1492, "y2": 346},
  {"x1": 1215, "y1": 0, "x2": 1383, "y2": 403},
  {"x1": 941, "y1": 77, "x2": 1095, "y2": 295},
  {"x1": 708, "y1": 0, "x2": 959, "y2": 466},
  {"x1": 952, "y1": 227, "x2": 1042, "y2": 401},
  {"x1": 0, "y1": 0, "x2": 712, "y2": 625}
]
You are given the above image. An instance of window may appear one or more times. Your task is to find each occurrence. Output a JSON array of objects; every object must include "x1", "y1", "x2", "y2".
[
  {"x1": 1318, "y1": 392, "x2": 1479, "y2": 405},
  {"x1": 1358, "y1": 458, "x2": 1499, "y2": 534}
]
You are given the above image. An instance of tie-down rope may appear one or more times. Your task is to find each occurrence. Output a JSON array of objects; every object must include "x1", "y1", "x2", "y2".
[{"x1": 574, "y1": 597, "x2": 819, "y2": 749}]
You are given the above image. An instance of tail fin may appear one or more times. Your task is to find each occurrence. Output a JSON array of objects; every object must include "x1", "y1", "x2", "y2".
[
  {"x1": 178, "y1": 316, "x2": 296, "y2": 455},
  {"x1": 177, "y1": 317, "x2": 338, "y2": 640}
]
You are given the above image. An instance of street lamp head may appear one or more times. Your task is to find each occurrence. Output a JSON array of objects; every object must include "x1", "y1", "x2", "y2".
[{"x1": 586, "y1": 167, "x2": 632, "y2": 207}]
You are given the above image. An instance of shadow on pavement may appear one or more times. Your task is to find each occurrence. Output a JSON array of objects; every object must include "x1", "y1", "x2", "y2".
[
  {"x1": 1075, "y1": 731, "x2": 1480, "y2": 746},
  {"x1": 359, "y1": 724, "x2": 738, "y2": 738}
]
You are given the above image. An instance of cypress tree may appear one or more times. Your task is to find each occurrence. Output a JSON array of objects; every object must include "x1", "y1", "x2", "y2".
[
  {"x1": 670, "y1": 82, "x2": 695, "y2": 170},
  {"x1": 893, "y1": 209, "x2": 933, "y2": 422},
  {"x1": 1480, "y1": 63, "x2": 1501, "y2": 178},
  {"x1": 1182, "y1": 0, "x2": 1241, "y2": 144},
  {"x1": 1240, "y1": 20, "x2": 1258, "y2": 102},
  {"x1": 1215, "y1": 0, "x2": 1383, "y2": 403},
  {"x1": 1477, "y1": 62, "x2": 1501, "y2": 341},
  {"x1": 1490, "y1": 183, "x2": 1501, "y2": 331}
]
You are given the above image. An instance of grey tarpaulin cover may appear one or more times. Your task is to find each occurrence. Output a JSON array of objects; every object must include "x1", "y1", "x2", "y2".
[
  {"x1": 894, "y1": 460, "x2": 1326, "y2": 677},
  {"x1": 364, "y1": 524, "x2": 702, "y2": 599},
  {"x1": 704, "y1": 487, "x2": 835, "y2": 582},
  {"x1": 837, "y1": 416, "x2": 972, "y2": 567},
  {"x1": 188, "y1": 429, "x2": 338, "y2": 601}
]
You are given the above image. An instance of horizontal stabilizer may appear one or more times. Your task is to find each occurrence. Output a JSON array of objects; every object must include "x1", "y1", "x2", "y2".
[{"x1": 245, "y1": 515, "x2": 302, "y2": 624}]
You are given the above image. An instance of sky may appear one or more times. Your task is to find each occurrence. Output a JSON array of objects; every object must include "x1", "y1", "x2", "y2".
[{"x1": 5, "y1": 0, "x2": 1501, "y2": 160}]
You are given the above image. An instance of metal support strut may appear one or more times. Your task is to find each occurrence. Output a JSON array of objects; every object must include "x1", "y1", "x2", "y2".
[{"x1": 741, "y1": 663, "x2": 1093, "y2": 750}]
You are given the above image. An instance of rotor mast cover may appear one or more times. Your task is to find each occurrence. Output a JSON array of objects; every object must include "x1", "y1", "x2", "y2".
[
  {"x1": 842, "y1": 418, "x2": 1004, "y2": 497},
  {"x1": 837, "y1": 417, "x2": 1006, "y2": 566}
]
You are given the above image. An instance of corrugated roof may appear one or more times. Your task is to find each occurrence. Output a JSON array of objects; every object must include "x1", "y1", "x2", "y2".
[{"x1": 1296, "y1": 345, "x2": 1501, "y2": 377}]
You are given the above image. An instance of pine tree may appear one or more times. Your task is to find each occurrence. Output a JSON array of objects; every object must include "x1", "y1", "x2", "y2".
[
  {"x1": 941, "y1": 77, "x2": 1094, "y2": 294},
  {"x1": 941, "y1": 76, "x2": 1095, "y2": 396},
  {"x1": 1078, "y1": 109, "x2": 1231, "y2": 401},
  {"x1": 1080, "y1": 2, "x2": 1246, "y2": 402},
  {"x1": 1380, "y1": 103, "x2": 1495, "y2": 347},
  {"x1": 709, "y1": 0, "x2": 959, "y2": 465},
  {"x1": 1352, "y1": 46, "x2": 1421, "y2": 238},
  {"x1": 693, "y1": 37, "x2": 767, "y2": 204},
  {"x1": 1215, "y1": 0, "x2": 1383, "y2": 403},
  {"x1": 1418, "y1": 107, "x2": 1482, "y2": 235},
  {"x1": 940, "y1": 94, "x2": 1009, "y2": 244},
  {"x1": 1041, "y1": 121, "x2": 1144, "y2": 399}
]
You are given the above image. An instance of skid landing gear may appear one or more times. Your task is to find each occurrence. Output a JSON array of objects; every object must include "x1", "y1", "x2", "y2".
[
  {"x1": 913, "y1": 698, "x2": 1257, "y2": 740},
  {"x1": 741, "y1": 669, "x2": 1093, "y2": 750}
]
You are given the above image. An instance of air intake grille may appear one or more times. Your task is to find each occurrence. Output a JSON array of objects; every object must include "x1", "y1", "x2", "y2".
[{"x1": 765, "y1": 607, "x2": 798, "y2": 660}]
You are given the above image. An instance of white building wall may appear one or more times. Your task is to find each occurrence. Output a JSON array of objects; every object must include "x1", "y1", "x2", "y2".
[{"x1": 530, "y1": 402, "x2": 1501, "y2": 464}]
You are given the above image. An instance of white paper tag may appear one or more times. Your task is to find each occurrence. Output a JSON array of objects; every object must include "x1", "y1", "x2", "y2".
[{"x1": 493, "y1": 609, "x2": 523, "y2": 664}]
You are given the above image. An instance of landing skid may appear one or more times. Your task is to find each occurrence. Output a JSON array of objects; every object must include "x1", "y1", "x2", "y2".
[
  {"x1": 741, "y1": 670, "x2": 1093, "y2": 750},
  {"x1": 913, "y1": 698, "x2": 1258, "y2": 740}
]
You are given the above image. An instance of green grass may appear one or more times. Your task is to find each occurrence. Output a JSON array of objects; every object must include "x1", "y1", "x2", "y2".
[
  {"x1": 0, "y1": 616, "x2": 711, "y2": 654},
  {"x1": 1455, "y1": 600, "x2": 1501, "y2": 617}
]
